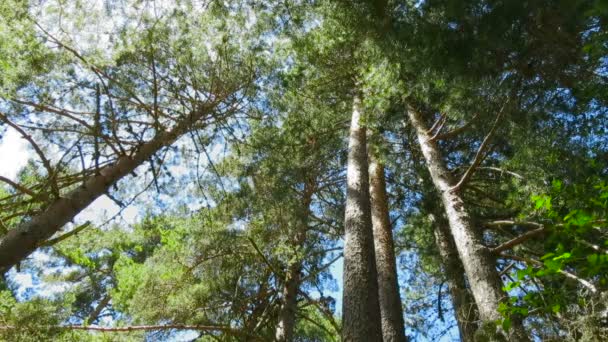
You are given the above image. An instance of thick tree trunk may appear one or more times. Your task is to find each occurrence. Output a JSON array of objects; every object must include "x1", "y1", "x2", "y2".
[
  {"x1": 368, "y1": 152, "x2": 407, "y2": 342},
  {"x1": 407, "y1": 106, "x2": 528, "y2": 340},
  {"x1": 0, "y1": 107, "x2": 213, "y2": 273},
  {"x1": 275, "y1": 182, "x2": 314, "y2": 342},
  {"x1": 430, "y1": 213, "x2": 479, "y2": 342},
  {"x1": 342, "y1": 95, "x2": 383, "y2": 341}
]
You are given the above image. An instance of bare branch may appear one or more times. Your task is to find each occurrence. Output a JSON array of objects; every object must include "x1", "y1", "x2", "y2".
[
  {"x1": 38, "y1": 221, "x2": 91, "y2": 247},
  {"x1": 0, "y1": 176, "x2": 37, "y2": 197},
  {"x1": 432, "y1": 113, "x2": 480, "y2": 141},
  {"x1": 484, "y1": 220, "x2": 544, "y2": 229},
  {"x1": 301, "y1": 253, "x2": 343, "y2": 283},
  {"x1": 86, "y1": 294, "x2": 111, "y2": 324},
  {"x1": 0, "y1": 112, "x2": 58, "y2": 196},
  {"x1": 491, "y1": 227, "x2": 547, "y2": 254},
  {"x1": 427, "y1": 114, "x2": 446, "y2": 134},
  {"x1": 450, "y1": 102, "x2": 508, "y2": 193},
  {"x1": 477, "y1": 167, "x2": 525, "y2": 180}
]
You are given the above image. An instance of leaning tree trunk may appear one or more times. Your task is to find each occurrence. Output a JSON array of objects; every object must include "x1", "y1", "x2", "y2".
[
  {"x1": 275, "y1": 181, "x2": 314, "y2": 342},
  {"x1": 430, "y1": 213, "x2": 479, "y2": 342},
  {"x1": 0, "y1": 106, "x2": 215, "y2": 273},
  {"x1": 407, "y1": 105, "x2": 529, "y2": 340},
  {"x1": 342, "y1": 95, "x2": 383, "y2": 341},
  {"x1": 368, "y1": 151, "x2": 407, "y2": 342}
]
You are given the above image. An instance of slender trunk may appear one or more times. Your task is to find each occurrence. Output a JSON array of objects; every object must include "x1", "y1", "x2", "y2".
[
  {"x1": 275, "y1": 262, "x2": 301, "y2": 342},
  {"x1": 368, "y1": 152, "x2": 407, "y2": 342},
  {"x1": 0, "y1": 107, "x2": 214, "y2": 273},
  {"x1": 275, "y1": 182, "x2": 314, "y2": 342},
  {"x1": 407, "y1": 106, "x2": 528, "y2": 340},
  {"x1": 430, "y1": 213, "x2": 479, "y2": 342},
  {"x1": 342, "y1": 95, "x2": 383, "y2": 341}
]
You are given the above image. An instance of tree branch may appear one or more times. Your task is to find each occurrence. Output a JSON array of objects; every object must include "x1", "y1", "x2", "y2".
[
  {"x1": 38, "y1": 221, "x2": 92, "y2": 247},
  {"x1": 86, "y1": 294, "x2": 111, "y2": 324},
  {"x1": 427, "y1": 114, "x2": 446, "y2": 134},
  {"x1": 499, "y1": 254, "x2": 598, "y2": 293},
  {"x1": 0, "y1": 176, "x2": 36, "y2": 197},
  {"x1": 432, "y1": 113, "x2": 480, "y2": 141},
  {"x1": 429, "y1": 116, "x2": 448, "y2": 140},
  {"x1": 477, "y1": 167, "x2": 524, "y2": 180},
  {"x1": 491, "y1": 227, "x2": 547, "y2": 254},
  {"x1": 247, "y1": 237, "x2": 281, "y2": 280},
  {"x1": 0, "y1": 112, "x2": 58, "y2": 196},
  {"x1": 484, "y1": 220, "x2": 544, "y2": 230},
  {"x1": 450, "y1": 103, "x2": 508, "y2": 192}
]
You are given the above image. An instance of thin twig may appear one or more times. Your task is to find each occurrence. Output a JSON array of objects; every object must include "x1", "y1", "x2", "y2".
[
  {"x1": 0, "y1": 176, "x2": 36, "y2": 197},
  {"x1": 500, "y1": 254, "x2": 598, "y2": 293},
  {"x1": 38, "y1": 221, "x2": 91, "y2": 247}
]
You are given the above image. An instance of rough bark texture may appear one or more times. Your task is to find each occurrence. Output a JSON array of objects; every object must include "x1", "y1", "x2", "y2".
[
  {"x1": 430, "y1": 213, "x2": 479, "y2": 342},
  {"x1": 0, "y1": 107, "x2": 212, "y2": 273},
  {"x1": 342, "y1": 95, "x2": 383, "y2": 341},
  {"x1": 275, "y1": 182, "x2": 314, "y2": 342},
  {"x1": 407, "y1": 106, "x2": 529, "y2": 341},
  {"x1": 368, "y1": 152, "x2": 407, "y2": 342},
  {"x1": 275, "y1": 262, "x2": 301, "y2": 342}
]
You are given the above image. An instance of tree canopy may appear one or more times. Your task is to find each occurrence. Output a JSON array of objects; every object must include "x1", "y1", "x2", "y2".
[{"x1": 0, "y1": 1, "x2": 607, "y2": 341}]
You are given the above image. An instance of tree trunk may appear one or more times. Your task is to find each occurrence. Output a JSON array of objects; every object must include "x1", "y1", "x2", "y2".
[
  {"x1": 342, "y1": 95, "x2": 383, "y2": 341},
  {"x1": 0, "y1": 106, "x2": 214, "y2": 273},
  {"x1": 407, "y1": 105, "x2": 528, "y2": 340},
  {"x1": 275, "y1": 181, "x2": 314, "y2": 342},
  {"x1": 368, "y1": 152, "x2": 407, "y2": 342},
  {"x1": 275, "y1": 261, "x2": 301, "y2": 342},
  {"x1": 430, "y1": 213, "x2": 479, "y2": 342}
]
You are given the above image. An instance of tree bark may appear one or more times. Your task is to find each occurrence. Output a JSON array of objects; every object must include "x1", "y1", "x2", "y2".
[
  {"x1": 407, "y1": 105, "x2": 529, "y2": 340},
  {"x1": 0, "y1": 106, "x2": 214, "y2": 273},
  {"x1": 342, "y1": 95, "x2": 383, "y2": 341},
  {"x1": 275, "y1": 181, "x2": 314, "y2": 342},
  {"x1": 430, "y1": 213, "x2": 479, "y2": 342},
  {"x1": 275, "y1": 261, "x2": 301, "y2": 342},
  {"x1": 368, "y1": 152, "x2": 407, "y2": 342}
]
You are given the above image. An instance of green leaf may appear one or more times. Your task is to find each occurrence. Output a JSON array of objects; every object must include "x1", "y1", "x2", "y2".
[
  {"x1": 553, "y1": 252, "x2": 571, "y2": 261},
  {"x1": 532, "y1": 194, "x2": 552, "y2": 211},
  {"x1": 552, "y1": 179, "x2": 563, "y2": 191},
  {"x1": 541, "y1": 252, "x2": 555, "y2": 260},
  {"x1": 544, "y1": 259, "x2": 562, "y2": 272},
  {"x1": 502, "y1": 317, "x2": 512, "y2": 331},
  {"x1": 588, "y1": 254, "x2": 599, "y2": 265},
  {"x1": 503, "y1": 281, "x2": 520, "y2": 292}
]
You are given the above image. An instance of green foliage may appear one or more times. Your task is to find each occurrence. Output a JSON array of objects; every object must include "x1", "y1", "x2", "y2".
[
  {"x1": 0, "y1": 1, "x2": 57, "y2": 94},
  {"x1": 499, "y1": 179, "x2": 608, "y2": 339},
  {"x1": 0, "y1": 0, "x2": 606, "y2": 341}
]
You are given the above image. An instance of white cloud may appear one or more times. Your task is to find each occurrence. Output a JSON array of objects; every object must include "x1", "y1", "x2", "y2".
[
  {"x1": 75, "y1": 195, "x2": 139, "y2": 225},
  {"x1": 0, "y1": 128, "x2": 29, "y2": 180}
]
